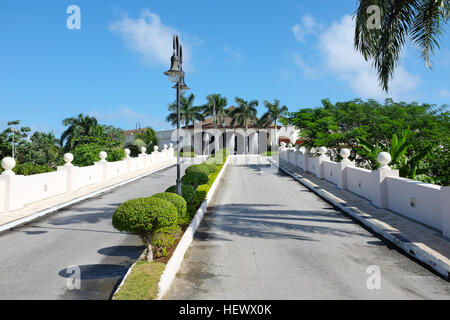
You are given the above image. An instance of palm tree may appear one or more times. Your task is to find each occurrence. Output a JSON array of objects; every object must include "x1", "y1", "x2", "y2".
[
  {"x1": 166, "y1": 93, "x2": 204, "y2": 129},
  {"x1": 259, "y1": 99, "x2": 288, "y2": 147},
  {"x1": 354, "y1": 0, "x2": 449, "y2": 92},
  {"x1": 203, "y1": 94, "x2": 228, "y2": 130},
  {"x1": 60, "y1": 114, "x2": 103, "y2": 151},
  {"x1": 135, "y1": 127, "x2": 159, "y2": 151},
  {"x1": 230, "y1": 97, "x2": 259, "y2": 154}
]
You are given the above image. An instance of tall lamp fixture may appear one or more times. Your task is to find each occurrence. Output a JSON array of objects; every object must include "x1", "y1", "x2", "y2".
[{"x1": 164, "y1": 35, "x2": 189, "y2": 195}]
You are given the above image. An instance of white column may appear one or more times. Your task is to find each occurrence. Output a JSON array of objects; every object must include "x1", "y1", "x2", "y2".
[
  {"x1": 0, "y1": 157, "x2": 24, "y2": 212},
  {"x1": 94, "y1": 151, "x2": 108, "y2": 181},
  {"x1": 57, "y1": 153, "x2": 80, "y2": 193},
  {"x1": 152, "y1": 146, "x2": 159, "y2": 164},
  {"x1": 249, "y1": 132, "x2": 258, "y2": 154},
  {"x1": 168, "y1": 143, "x2": 174, "y2": 159},
  {"x1": 336, "y1": 148, "x2": 354, "y2": 189},
  {"x1": 317, "y1": 147, "x2": 329, "y2": 179},
  {"x1": 371, "y1": 152, "x2": 399, "y2": 208}
]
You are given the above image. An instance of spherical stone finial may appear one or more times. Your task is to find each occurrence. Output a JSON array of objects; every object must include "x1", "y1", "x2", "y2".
[
  {"x1": 280, "y1": 142, "x2": 286, "y2": 147},
  {"x1": 319, "y1": 146, "x2": 327, "y2": 155},
  {"x1": 153, "y1": 146, "x2": 159, "y2": 152},
  {"x1": 140, "y1": 147, "x2": 147, "y2": 154},
  {"x1": 377, "y1": 152, "x2": 391, "y2": 168},
  {"x1": 1, "y1": 157, "x2": 16, "y2": 175},
  {"x1": 169, "y1": 143, "x2": 173, "y2": 148},
  {"x1": 287, "y1": 143, "x2": 293, "y2": 148},
  {"x1": 99, "y1": 151, "x2": 107, "y2": 162},
  {"x1": 64, "y1": 153, "x2": 74, "y2": 166},
  {"x1": 124, "y1": 148, "x2": 131, "y2": 158},
  {"x1": 163, "y1": 144, "x2": 168, "y2": 150},
  {"x1": 299, "y1": 146, "x2": 306, "y2": 153},
  {"x1": 340, "y1": 148, "x2": 350, "y2": 159}
]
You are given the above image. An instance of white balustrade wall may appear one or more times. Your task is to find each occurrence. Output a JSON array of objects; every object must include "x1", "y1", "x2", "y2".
[
  {"x1": 0, "y1": 145, "x2": 175, "y2": 213},
  {"x1": 279, "y1": 144, "x2": 450, "y2": 238}
]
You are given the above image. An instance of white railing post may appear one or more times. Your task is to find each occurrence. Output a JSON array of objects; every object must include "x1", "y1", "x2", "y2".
[
  {"x1": 337, "y1": 148, "x2": 354, "y2": 190},
  {"x1": 139, "y1": 147, "x2": 147, "y2": 168},
  {"x1": 168, "y1": 143, "x2": 174, "y2": 160},
  {"x1": 0, "y1": 157, "x2": 24, "y2": 212},
  {"x1": 163, "y1": 144, "x2": 169, "y2": 162},
  {"x1": 57, "y1": 153, "x2": 79, "y2": 193},
  {"x1": 152, "y1": 146, "x2": 159, "y2": 164},
  {"x1": 94, "y1": 151, "x2": 108, "y2": 181},
  {"x1": 371, "y1": 152, "x2": 399, "y2": 208},
  {"x1": 124, "y1": 148, "x2": 132, "y2": 173},
  {"x1": 317, "y1": 147, "x2": 329, "y2": 179}
]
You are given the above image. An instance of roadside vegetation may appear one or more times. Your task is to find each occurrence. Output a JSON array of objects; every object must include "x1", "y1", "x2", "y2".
[
  {"x1": 284, "y1": 99, "x2": 449, "y2": 186},
  {"x1": 112, "y1": 148, "x2": 228, "y2": 300}
]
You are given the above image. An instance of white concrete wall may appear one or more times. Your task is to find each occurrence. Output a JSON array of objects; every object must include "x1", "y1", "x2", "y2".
[
  {"x1": 22, "y1": 171, "x2": 68, "y2": 205},
  {"x1": 0, "y1": 148, "x2": 175, "y2": 214},
  {"x1": 386, "y1": 177, "x2": 442, "y2": 230},
  {"x1": 279, "y1": 148, "x2": 449, "y2": 237},
  {"x1": 323, "y1": 160, "x2": 339, "y2": 186},
  {"x1": 346, "y1": 166, "x2": 373, "y2": 201}
]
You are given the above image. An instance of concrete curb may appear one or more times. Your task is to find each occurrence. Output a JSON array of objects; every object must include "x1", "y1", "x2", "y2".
[
  {"x1": 274, "y1": 159, "x2": 450, "y2": 280},
  {"x1": 0, "y1": 160, "x2": 176, "y2": 235},
  {"x1": 156, "y1": 156, "x2": 230, "y2": 299}
]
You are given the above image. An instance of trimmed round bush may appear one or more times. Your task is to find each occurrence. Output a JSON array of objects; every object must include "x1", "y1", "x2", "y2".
[
  {"x1": 185, "y1": 164, "x2": 210, "y2": 176},
  {"x1": 204, "y1": 158, "x2": 218, "y2": 173},
  {"x1": 165, "y1": 184, "x2": 196, "y2": 204},
  {"x1": 181, "y1": 171, "x2": 209, "y2": 188},
  {"x1": 150, "y1": 192, "x2": 188, "y2": 226},
  {"x1": 112, "y1": 197, "x2": 178, "y2": 261}
]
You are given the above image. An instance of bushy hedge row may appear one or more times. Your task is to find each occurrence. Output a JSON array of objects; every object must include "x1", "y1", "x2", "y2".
[{"x1": 112, "y1": 149, "x2": 228, "y2": 261}]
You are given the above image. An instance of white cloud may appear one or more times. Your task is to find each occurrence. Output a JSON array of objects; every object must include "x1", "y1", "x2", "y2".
[
  {"x1": 317, "y1": 15, "x2": 420, "y2": 99},
  {"x1": 224, "y1": 45, "x2": 242, "y2": 62},
  {"x1": 292, "y1": 14, "x2": 319, "y2": 41},
  {"x1": 109, "y1": 9, "x2": 194, "y2": 71},
  {"x1": 292, "y1": 53, "x2": 320, "y2": 79}
]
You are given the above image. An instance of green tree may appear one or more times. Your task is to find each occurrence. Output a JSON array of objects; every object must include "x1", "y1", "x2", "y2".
[
  {"x1": 259, "y1": 99, "x2": 288, "y2": 146},
  {"x1": 230, "y1": 97, "x2": 259, "y2": 154},
  {"x1": 203, "y1": 94, "x2": 228, "y2": 129},
  {"x1": 60, "y1": 114, "x2": 103, "y2": 151},
  {"x1": 166, "y1": 93, "x2": 204, "y2": 129},
  {"x1": 355, "y1": 0, "x2": 449, "y2": 91},
  {"x1": 286, "y1": 98, "x2": 449, "y2": 185},
  {"x1": 22, "y1": 131, "x2": 62, "y2": 167},
  {"x1": 135, "y1": 127, "x2": 159, "y2": 150}
]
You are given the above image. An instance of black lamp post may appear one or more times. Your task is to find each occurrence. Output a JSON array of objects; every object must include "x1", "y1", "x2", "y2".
[{"x1": 164, "y1": 35, "x2": 189, "y2": 195}]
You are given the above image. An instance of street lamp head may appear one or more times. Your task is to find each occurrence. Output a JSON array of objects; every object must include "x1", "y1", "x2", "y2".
[
  {"x1": 164, "y1": 53, "x2": 183, "y2": 82},
  {"x1": 172, "y1": 73, "x2": 190, "y2": 91}
]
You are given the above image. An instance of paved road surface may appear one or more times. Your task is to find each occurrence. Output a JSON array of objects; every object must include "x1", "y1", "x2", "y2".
[
  {"x1": 165, "y1": 159, "x2": 450, "y2": 299},
  {"x1": 0, "y1": 163, "x2": 186, "y2": 300}
]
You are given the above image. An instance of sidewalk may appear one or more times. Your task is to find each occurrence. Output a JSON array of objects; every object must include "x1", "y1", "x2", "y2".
[
  {"x1": 0, "y1": 159, "x2": 176, "y2": 233},
  {"x1": 276, "y1": 158, "x2": 450, "y2": 280}
]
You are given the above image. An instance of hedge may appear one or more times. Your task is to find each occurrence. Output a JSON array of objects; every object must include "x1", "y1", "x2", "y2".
[
  {"x1": 181, "y1": 171, "x2": 209, "y2": 188},
  {"x1": 165, "y1": 184, "x2": 196, "y2": 205},
  {"x1": 185, "y1": 164, "x2": 210, "y2": 176},
  {"x1": 150, "y1": 192, "x2": 189, "y2": 226}
]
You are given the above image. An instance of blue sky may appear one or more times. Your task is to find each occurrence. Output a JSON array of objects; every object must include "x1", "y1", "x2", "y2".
[{"x1": 0, "y1": 0, "x2": 449, "y2": 137}]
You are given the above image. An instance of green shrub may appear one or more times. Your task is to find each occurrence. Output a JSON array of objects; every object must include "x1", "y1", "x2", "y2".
[
  {"x1": 72, "y1": 143, "x2": 126, "y2": 167},
  {"x1": 185, "y1": 164, "x2": 210, "y2": 176},
  {"x1": 112, "y1": 197, "x2": 178, "y2": 261},
  {"x1": 13, "y1": 163, "x2": 55, "y2": 176},
  {"x1": 165, "y1": 184, "x2": 196, "y2": 204},
  {"x1": 150, "y1": 192, "x2": 189, "y2": 226},
  {"x1": 181, "y1": 171, "x2": 209, "y2": 188},
  {"x1": 151, "y1": 225, "x2": 182, "y2": 258},
  {"x1": 203, "y1": 158, "x2": 218, "y2": 173}
]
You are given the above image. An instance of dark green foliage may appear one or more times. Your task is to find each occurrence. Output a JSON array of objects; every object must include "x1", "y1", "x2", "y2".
[
  {"x1": 286, "y1": 98, "x2": 449, "y2": 185},
  {"x1": 185, "y1": 164, "x2": 210, "y2": 176},
  {"x1": 165, "y1": 184, "x2": 196, "y2": 204},
  {"x1": 150, "y1": 192, "x2": 188, "y2": 226},
  {"x1": 13, "y1": 163, "x2": 55, "y2": 176},
  {"x1": 112, "y1": 198, "x2": 178, "y2": 236},
  {"x1": 151, "y1": 225, "x2": 182, "y2": 258},
  {"x1": 181, "y1": 171, "x2": 209, "y2": 188},
  {"x1": 71, "y1": 143, "x2": 125, "y2": 167}
]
